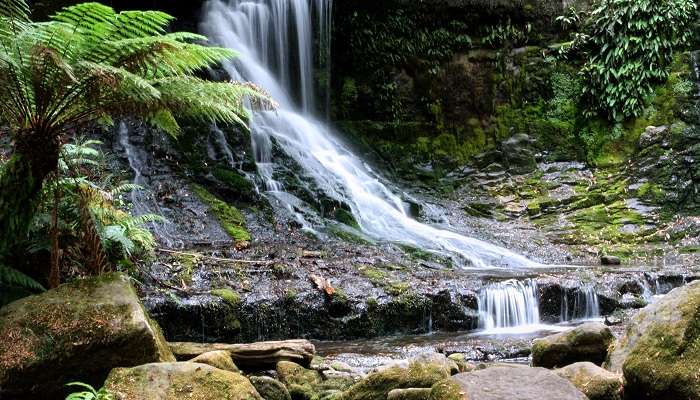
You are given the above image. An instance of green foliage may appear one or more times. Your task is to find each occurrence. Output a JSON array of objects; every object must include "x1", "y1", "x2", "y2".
[
  {"x1": 0, "y1": 263, "x2": 44, "y2": 291},
  {"x1": 579, "y1": 0, "x2": 696, "y2": 120},
  {"x1": 0, "y1": 1, "x2": 268, "y2": 137},
  {"x1": 482, "y1": 18, "x2": 532, "y2": 48},
  {"x1": 65, "y1": 382, "x2": 113, "y2": 400},
  {"x1": 29, "y1": 139, "x2": 162, "y2": 267}
]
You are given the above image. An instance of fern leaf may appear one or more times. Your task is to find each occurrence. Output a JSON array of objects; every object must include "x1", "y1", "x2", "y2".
[{"x1": 0, "y1": 264, "x2": 44, "y2": 291}]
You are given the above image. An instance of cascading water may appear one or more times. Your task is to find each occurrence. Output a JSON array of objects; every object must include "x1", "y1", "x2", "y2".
[
  {"x1": 201, "y1": 0, "x2": 538, "y2": 269},
  {"x1": 477, "y1": 280, "x2": 541, "y2": 332},
  {"x1": 117, "y1": 122, "x2": 182, "y2": 248}
]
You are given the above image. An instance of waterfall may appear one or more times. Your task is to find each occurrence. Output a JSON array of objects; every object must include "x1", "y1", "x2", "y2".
[
  {"x1": 560, "y1": 285, "x2": 600, "y2": 321},
  {"x1": 117, "y1": 122, "x2": 181, "y2": 248},
  {"x1": 478, "y1": 280, "x2": 540, "y2": 330},
  {"x1": 201, "y1": 0, "x2": 538, "y2": 269}
]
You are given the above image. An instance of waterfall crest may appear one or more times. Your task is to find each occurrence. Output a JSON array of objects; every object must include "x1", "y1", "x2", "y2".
[{"x1": 201, "y1": 0, "x2": 538, "y2": 269}]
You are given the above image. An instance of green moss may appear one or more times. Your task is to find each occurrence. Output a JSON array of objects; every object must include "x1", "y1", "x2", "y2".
[
  {"x1": 637, "y1": 182, "x2": 666, "y2": 203},
  {"x1": 359, "y1": 266, "x2": 387, "y2": 284},
  {"x1": 334, "y1": 208, "x2": 360, "y2": 229},
  {"x1": 429, "y1": 379, "x2": 463, "y2": 400},
  {"x1": 174, "y1": 253, "x2": 199, "y2": 284},
  {"x1": 211, "y1": 288, "x2": 241, "y2": 307},
  {"x1": 277, "y1": 361, "x2": 322, "y2": 400},
  {"x1": 213, "y1": 168, "x2": 255, "y2": 194},
  {"x1": 341, "y1": 362, "x2": 450, "y2": 400},
  {"x1": 190, "y1": 184, "x2": 251, "y2": 242},
  {"x1": 328, "y1": 225, "x2": 371, "y2": 245}
]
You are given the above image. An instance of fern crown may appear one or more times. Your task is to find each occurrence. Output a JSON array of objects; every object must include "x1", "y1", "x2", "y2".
[{"x1": 0, "y1": 0, "x2": 267, "y2": 137}]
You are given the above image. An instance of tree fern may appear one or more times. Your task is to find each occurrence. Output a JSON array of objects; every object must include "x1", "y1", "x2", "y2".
[{"x1": 0, "y1": 0, "x2": 271, "y2": 264}]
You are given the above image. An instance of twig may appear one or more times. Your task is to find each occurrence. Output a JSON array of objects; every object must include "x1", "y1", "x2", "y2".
[{"x1": 156, "y1": 248, "x2": 277, "y2": 265}]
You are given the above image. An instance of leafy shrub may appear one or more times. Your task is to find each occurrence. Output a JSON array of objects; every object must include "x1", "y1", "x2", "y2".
[
  {"x1": 580, "y1": 0, "x2": 696, "y2": 120},
  {"x1": 65, "y1": 382, "x2": 113, "y2": 400},
  {"x1": 28, "y1": 139, "x2": 162, "y2": 275}
]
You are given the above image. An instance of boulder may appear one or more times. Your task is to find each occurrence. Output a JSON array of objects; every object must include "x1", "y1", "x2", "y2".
[
  {"x1": 638, "y1": 125, "x2": 668, "y2": 149},
  {"x1": 606, "y1": 280, "x2": 700, "y2": 399},
  {"x1": 428, "y1": 380, "x2": 464, "y2": 400},
  {"x1": 250, "y1": 375, "x2": 292, "y2": 400},
  {"x1": 600, "y1": 256, "x2": 621, "y2": 266},
  {"x1": 532, "y1": 322, "x2": 614, "y2": 368},
  {"x1": 343, "y1": 362, "x2": 450, "y2": 400},
  {"x1": 411, "y1": 353, "x2": 460, "y2": 375},
  {"x1": 169, "y1": 339, "x2": 315, "y2": 368},
  {"x1": 189, "y1": 350, "x2": 239, "y2": 372},
  {"x1": 501, "y1": 133, "x2": 537, "y2": 174},
  {"x1": 388, "y1": 388, "x2": 432, "y2": 400},
  {"x1": 0, "y1": 273, "x2": 174, "y2": 399},
  {"x1": 103, "y1": 362, "x2": 262, "y2": 400},
  {"x1": 277, "y1": 360, "x2": 322, "y2": 400},
  {"x1": 554, "y1": 362, "x2": 622, "y2": 400},
  {"x1": 451, "y1": 365, "x2": 587, "y2": 400}
]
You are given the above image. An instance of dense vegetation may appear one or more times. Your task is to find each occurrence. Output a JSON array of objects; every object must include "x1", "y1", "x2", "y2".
[{"x1": 0, "y1": 0, "x2": 265, "y2": 294}]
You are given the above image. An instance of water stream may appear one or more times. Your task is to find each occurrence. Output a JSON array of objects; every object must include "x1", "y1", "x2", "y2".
[{"x1": 201, "y1": 0, "x2": 538, "y2": 269}]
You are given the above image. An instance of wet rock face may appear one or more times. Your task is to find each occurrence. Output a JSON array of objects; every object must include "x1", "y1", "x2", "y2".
[
  {"x1": 606, "y1": 281, "x2": 700, "y2": 400},
  {"x1": 451, "y1": 365, "x2": 587, "y2": 400},
  {"x1": 0, "y1": 273, "x2": 174, "y2": 400},
  {"x1": 103, "y1": 362, "x2": 262, "y2": 400},
  {"x1": 630, "y1": 123, "x2": 700, "y2": 210},
  {"x1": 531, "y1": 323, "x2": 614, "y2": 368}
]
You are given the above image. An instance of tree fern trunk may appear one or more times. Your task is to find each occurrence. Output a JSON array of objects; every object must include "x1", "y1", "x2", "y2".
[{"x1": 0, "y1": 132, "x2": 60, "y2": 260}]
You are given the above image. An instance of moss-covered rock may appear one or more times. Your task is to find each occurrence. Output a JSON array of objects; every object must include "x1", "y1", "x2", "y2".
[
  {"x1": 428, "y1": 379, "x2": 463, "y2": 400},
  {"x1": 532, "y1": 322, "x2": 614, "y2": 368},
  {"x1": 188, "y1": 350, "x2": 239, "y2": 373},
  {"x1": 342, "y1": 362, "x2": 450, "y2": 400},
  {"x1": 0, "y1": 272, "x2": 174, "y2": 399},
  {"x1": 190, "y1": 183, "x2": 251, "y2": 243},
  {"x1": 554, "y1": 362, "x2": 622, "y2": 400},
  {"x1": 277, "y1": 361, "x2": 323, "y2": 400},
  {"x1": 104, "y1": 362, "x2": 262, "y2": 400},
  {"x1": 387, "y1": 388, "x2": 432, "y2": 400},
  {"x1": 250, "y1": 376, "x2": 292, "y2": 400},
  {"x1": 606, "y1": 280, "x2": 700, "y2": 400}
]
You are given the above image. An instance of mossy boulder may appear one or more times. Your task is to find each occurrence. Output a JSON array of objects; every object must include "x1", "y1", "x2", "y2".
[
  {"x1": 606, "y1": 280, "x2": 700, "y2": 400},
  {"x1": 451, "y1": 365, "x2": 587, "y2": 400},
  {"x1": 387, "y1": 388, "x2": 432, "y2": 400},
  {"x1": 342, "y1": 362, "x2": 450, "y2": 400},
  {"x1": 532, "y1": 322, "x2": 614, "y2": 368},
  {"x1": 189, "y1": 350, "x2": 239, "y2": 372},
  {"x1": 0, "y1": 272, "x2": 174, "y2": 399},
  {"x1": 250, "y1": 376, "x2": 292, "y2": 400},
  {"x1": 428, "y1": 380, "x2": 463, "y2": 400},
  {"x1": 554, "y1": 362, "x2": 622, "y2": 400},
  {"x1": 277, "y1": 360, "x2": 322, "y2": 400},
  {"x1": 104, "y1": 362, "x2": 262, "y2": 400}
]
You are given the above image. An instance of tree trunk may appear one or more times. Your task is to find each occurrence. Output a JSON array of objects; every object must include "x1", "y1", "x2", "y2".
[{"x1": 0, "y1": 131, "x2": 60, "y2": 260}]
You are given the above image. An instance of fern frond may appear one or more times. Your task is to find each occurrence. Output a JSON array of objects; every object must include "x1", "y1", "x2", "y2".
[
  {"x1": 0, "y1": 0, "x2": 29, "y2": 21},
  {"x1": 0, "y1": 264, "x2": 44, "y2": 291}
]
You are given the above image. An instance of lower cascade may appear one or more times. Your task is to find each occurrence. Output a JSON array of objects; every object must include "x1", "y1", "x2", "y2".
[
  {"x1": 478, "y1": 280, "x2": 602, "y2": 332},
  {"x1": 478, "y1": 279, "x2": 540, "y2": 331},
  {"x1": 201, "y1": 0, "x2": 538, "y2": 269}
]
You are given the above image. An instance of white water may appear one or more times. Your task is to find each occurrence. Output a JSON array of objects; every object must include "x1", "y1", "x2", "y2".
[
  {"x1": 201, "y1": 0, "x2": 538, "y2": 269},
  {"x1": 477, "y1": 279, "x2": 555, "y2": 334},
  {"x1": 117, "y1": 122, "x2": 182, "y2": 248},
  {"x1": 477, "y1": 279, "x2": 602, "y2": 334}
]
